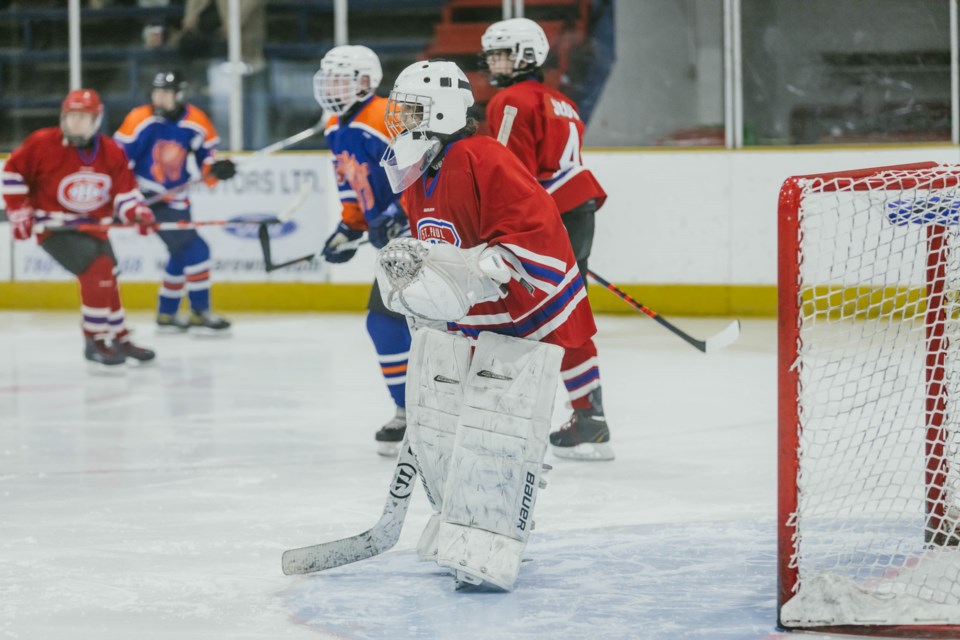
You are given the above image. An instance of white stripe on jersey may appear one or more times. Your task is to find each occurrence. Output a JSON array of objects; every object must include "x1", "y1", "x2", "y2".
[{"x1": 500, "y1": 241, "x2": 568, "y2": 273}]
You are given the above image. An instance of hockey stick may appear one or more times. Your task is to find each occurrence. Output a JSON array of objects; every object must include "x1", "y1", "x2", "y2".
[
  {"x1": 143, "y1": 120, "x2": 326, "y2": 205},
  {"x1": 282, "y1": 441, "x2": 418, "y2": 575},
  {"x1": 587, "y1": 269, "x2": 741, "y2": 354},
  {"x1": 496, "y1": 105, "x2": 518, "y2": 145},
  {"x1": 259, "y1": 224, "x2": 368, "y2": 272},
  {"x1": 39, "y1": 218, "x2": 280, "y2": 233}
]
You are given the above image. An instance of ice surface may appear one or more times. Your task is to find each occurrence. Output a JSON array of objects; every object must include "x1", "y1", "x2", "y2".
[{"x1": 0, "y1": 311, "x2": 833, "y2": 639}]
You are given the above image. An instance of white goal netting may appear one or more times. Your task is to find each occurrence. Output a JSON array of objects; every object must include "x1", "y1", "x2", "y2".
[{"x1": 781, "y1": 165, "x2": 960, "y2": 628}]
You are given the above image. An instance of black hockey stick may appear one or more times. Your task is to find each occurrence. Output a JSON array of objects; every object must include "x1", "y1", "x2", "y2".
[
  {"x1": 282, "y1": 442, "x2": 418, "y2": 575},
  {"x1": 587, "y1": 269, "x2": 741, "y2": 353},
  {"x1": 258, "y1": 224, "x2": 369, "y2": 272}
]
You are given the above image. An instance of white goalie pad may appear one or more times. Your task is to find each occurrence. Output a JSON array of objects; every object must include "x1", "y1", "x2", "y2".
[
  {"x1": 436, "y1": 331, "x2": 563, "y2": 591},
  {"x1": 375, "y1": 238, "x2": 510, "y2": 322},
  {"x1": 405, "y1": 327, "x2": 473, "y2": 527}
]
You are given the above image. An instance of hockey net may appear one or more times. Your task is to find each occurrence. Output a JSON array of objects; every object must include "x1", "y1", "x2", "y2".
[{"x1": 778, "y1": 162, "x2": 960, "y2": 634}]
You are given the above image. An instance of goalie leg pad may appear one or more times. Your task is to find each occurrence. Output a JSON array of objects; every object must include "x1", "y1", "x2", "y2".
[
  {"x1": 436, "y1": 332, "x2": 563, "y2": 591},
  {"x1": 405, "y1": 327, "x2": 473, "y2": 512}
]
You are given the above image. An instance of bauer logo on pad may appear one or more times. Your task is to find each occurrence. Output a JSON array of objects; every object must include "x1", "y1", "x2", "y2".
[{"x1": 478, "y1": 369, "x2": 513, "y2": 381}]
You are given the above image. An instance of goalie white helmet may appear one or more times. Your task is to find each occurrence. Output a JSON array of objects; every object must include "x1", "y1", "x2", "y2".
[
  {"x1": 313, "y1": 45, "x2": 383, "y2": 115},
  {"x1": 481, "y1": 18, "x2": 549, "y2": 70},
  {"x1": 380, "y1": 60, "x2": 475, "y2": 193}
]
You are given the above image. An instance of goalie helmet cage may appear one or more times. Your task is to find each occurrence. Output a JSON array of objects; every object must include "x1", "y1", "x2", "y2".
[{"x1": 778, "y1": 162, "x2": 960, "y2": 636}]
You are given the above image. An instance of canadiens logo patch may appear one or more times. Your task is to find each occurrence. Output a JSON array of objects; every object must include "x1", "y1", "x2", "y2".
[
  {"x1": 57, "y1": 171, "x2": 112, "y2": 213},
  {"x1": 417, "y1": 217, "x2": 461, "y2": 246}
]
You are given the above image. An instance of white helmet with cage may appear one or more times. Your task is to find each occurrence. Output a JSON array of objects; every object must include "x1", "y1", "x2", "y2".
[
  {"x1": 380, "y1": 60, "x2": 475, "y2": 194},
  {"x1": 313, "y1": 45, "x2": 383, "y2": 115},
  {"x1": 481, "y1": 18, "x2": 549, "y2": 69}
]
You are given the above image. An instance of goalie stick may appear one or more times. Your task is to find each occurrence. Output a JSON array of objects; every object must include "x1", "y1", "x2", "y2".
[
  {"x1": 282, "y1": 441, "x2": 418, "y2": 575},
  {"x1": 587, "y1": 269, "x2": 741, "y2": 354}
]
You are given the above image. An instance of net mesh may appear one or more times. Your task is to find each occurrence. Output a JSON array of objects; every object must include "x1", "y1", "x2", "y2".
[{"x1": 783, "y1": 166, "x2": 960, "y2": 627}]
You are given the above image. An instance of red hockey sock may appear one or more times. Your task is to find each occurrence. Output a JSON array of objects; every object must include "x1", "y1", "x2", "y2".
[
  {"x1": 561, "y1": 339, "x2": 601, "y2": 411},
  {"x1": 78, "y1": 255, "x2": 118, "y2": 340}
]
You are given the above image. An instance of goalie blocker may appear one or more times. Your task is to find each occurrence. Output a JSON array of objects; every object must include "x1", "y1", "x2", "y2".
[{"x1": 407, "y1": 328, "x2": 562, "y2": 590}]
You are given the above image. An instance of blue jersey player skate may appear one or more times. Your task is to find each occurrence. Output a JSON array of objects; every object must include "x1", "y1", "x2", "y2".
[
  {"x1": 115, "y1": 70, "x2": 238, "y2": 334},
  {"x1": 314, "y1": 46, "x2": 412, "y2": 455}
]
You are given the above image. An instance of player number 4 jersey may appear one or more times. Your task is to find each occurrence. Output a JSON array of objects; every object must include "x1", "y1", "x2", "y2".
[{"x1": 486, "y1": 80, "x2": 606, "y2": 215}]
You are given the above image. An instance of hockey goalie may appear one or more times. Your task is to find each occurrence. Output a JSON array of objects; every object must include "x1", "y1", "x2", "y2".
[{"x1": 372, "y1": 59, "x2": 604, "y2": 590}]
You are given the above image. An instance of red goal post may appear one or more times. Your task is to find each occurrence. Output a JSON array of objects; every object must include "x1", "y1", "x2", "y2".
[{"x1": 778, "y1": 162, "x2": 960, "y2": 635}]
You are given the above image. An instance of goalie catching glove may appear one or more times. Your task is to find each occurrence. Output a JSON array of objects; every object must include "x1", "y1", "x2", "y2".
[{"x1": 375, "y1": 237, "x2": 511, "y2": 322}]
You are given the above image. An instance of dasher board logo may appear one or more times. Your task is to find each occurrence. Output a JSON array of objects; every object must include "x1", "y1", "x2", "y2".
[
  {"x1": 57, "y1": 171, "x2": 112, "y2": 212},
  {"x1": 418, "y1": 217, "x2": 461, "y2": 246},
  {"x1": 224, "y1": 213, "x2": 297, "y2": 240}
]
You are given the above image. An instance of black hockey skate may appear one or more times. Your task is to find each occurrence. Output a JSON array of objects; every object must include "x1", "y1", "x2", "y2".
[
  {"x1": 549, "y1": 389, "x2": 614, "y2": 461},
  {"x1": 156, "y1": 313, "x2": 189, "y2": 333},
  {"x1": 188, "y1": 310, "x2": 232, "y2": 336},
  {"x1": 375, "y1": 408, "x2": 406, "y2": 457},
  {"x1": 117, "y1": 339, "x2": 156, "y2": 365},
  {"x1": 84, "y1": 337, "x2": 125, "y2": 371}
]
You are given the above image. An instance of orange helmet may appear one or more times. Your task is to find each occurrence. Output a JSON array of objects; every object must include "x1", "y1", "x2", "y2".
[{"x1": 61, "y1": 88, "x2": 104, "y2": 146}]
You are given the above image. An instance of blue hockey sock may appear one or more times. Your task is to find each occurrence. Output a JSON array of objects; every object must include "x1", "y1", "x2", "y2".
[{"x1": 366, "y1": 311, "x2": 411, "y2": 408}]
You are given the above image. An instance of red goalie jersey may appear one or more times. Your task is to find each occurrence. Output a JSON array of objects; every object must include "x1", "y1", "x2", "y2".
[
  {"x1": 3, "y1": 128, "x2": 143, "y2": 241},
  {"x1": 486, "y1": 79, "x2": 606, "y2": 215},
  {"x1": 403, "y1": 134, "x2": 596, "y2": 350}
]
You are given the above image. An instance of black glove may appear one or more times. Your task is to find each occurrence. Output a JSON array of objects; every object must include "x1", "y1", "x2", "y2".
[
  {"x1": 322, "y1": 222, "x2": 364, "y2": 264},
  {"x1": 209, "y1": 159, "x2": 237, "y2": 181},
  {"x1": 367, "y1": 203, "x2": 409, "y2": 249}
]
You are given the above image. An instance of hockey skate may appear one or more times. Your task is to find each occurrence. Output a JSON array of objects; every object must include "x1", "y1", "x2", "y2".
[
  {"x1": 188, "y1": 310, "x2": 232, "y2": 336},
  {"x1": 84, "y1": 337, "x2": 125, "y2": 372},
  {"x1": 117, "y1": 338, "x2": 156, "y2": 365},
  {"x1": 156, "y1": 313, "x2": 189, "y2": 333},
  {"x1": 549, "y1": 390, "x2": 614, "y2": 461},
  {"x1": 375, "y1": 407, "x2": 406, "y2": 457}
]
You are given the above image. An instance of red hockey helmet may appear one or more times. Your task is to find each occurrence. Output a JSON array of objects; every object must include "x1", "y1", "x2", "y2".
[{"x1": 61, "y1": 88, "x2": 104, "y2": 146}]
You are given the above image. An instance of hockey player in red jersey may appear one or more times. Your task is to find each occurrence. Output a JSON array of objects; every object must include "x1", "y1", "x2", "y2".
[
  {"x1": 481, "y1": 18, "x2": 613, "y2": 460},
  {"x1": 373, "y1": 59, "x2": 606, "y2": 589},
  {"x1": 314, "y1": 45, "x2": 413, "y2": 456},
  {"x1": 3, "y1": 89, "x2": 156, "y2": 369}
]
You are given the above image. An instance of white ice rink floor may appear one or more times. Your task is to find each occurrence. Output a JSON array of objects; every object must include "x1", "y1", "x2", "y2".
[{"x1": 0, "y1": 311, "x2": 876, "y2": 640}]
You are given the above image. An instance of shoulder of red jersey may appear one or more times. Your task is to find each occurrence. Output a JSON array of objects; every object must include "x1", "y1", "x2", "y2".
[
  {"x1": 97, "y1": 134, "x2": 132, "y2": 163},
  {"x1": 20, "y1": 127, "x2": 64, "y2": 149},
  {"x1": 489, "y1": 81, "x2": 544, "y2": 110}
]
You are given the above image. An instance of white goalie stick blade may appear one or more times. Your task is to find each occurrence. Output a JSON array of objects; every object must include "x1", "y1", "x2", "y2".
[
  {"x1": 281, "y1": 442, "x2": 418, "y2": 575},
  {"x1": 703, "y1": 320, "x2": 741, "y2": 353}
]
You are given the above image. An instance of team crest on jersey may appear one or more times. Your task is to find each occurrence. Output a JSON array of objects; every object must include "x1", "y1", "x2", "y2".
[
  {"x1": 151, "y1": 140, "x2": 188, "y2": 184},
  {"x1": 418, "y1": 217, "x2": 461, "y2": 246},
  {"x1": 57, "y1": 171, "x2": 112, "y2": 212}
]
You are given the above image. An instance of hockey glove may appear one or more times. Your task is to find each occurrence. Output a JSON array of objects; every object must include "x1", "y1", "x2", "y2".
[
  {"x1": 122, "y1": 204, "x2": 156, "y2": 236},
  {"x1": 322, "y1": 221, "x2": 364, "y2": 263},
  {"x1": 7, "y1": 205, "x2": 34, "y2": 240},
  {"x1": 368, "y1": 203, "x2": 409, "y2": 249},
  {"x1": 209, "y1": 159, "x2": 237, "y2": 181}
]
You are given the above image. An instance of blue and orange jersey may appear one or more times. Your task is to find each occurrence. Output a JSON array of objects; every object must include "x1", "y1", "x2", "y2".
[
  {"x1": 324, "y1": 95, "x2": 399, "y2": 231},
  {"x1": 114, "y1": 104, "x2": 220, "y2": 208}
]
